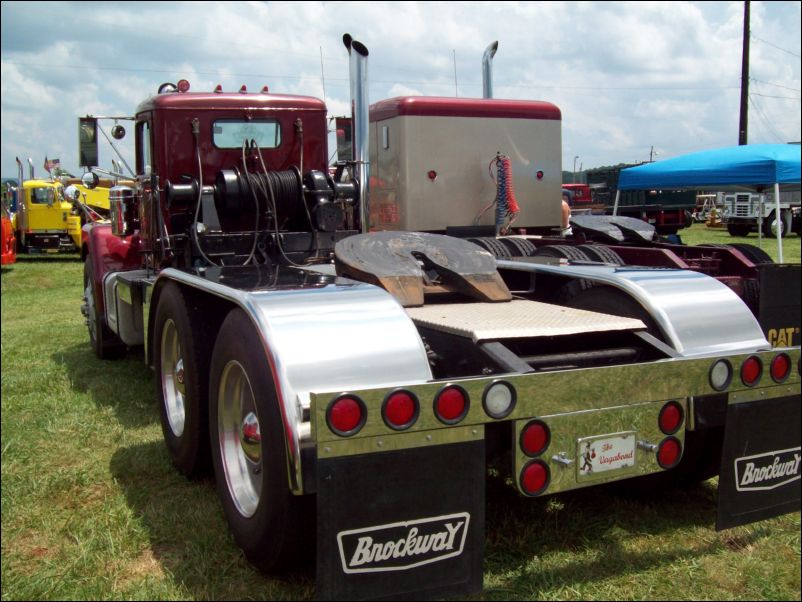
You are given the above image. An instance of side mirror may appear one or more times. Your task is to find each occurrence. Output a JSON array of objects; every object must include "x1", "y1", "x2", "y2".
[
  {"x1": 111, "y1": 124, "x2": 126, "y2": 140},
  {"x1": 82, "y1": 171, "x2": 99, "y2": 190}
]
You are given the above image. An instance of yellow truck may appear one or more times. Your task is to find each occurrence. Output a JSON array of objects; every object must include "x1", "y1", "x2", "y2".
[{"x1": 14, "y1": 158, "x2": 81, "y2": 253}]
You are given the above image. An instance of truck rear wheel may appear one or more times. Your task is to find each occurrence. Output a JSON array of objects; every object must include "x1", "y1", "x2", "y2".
[
  {"x1": 209, "y1": 308, "x2": 310, "y2": 572},
  {"x1": 727, "y1": 223, "x2": 752, "y2": 237},
  {"x1": 154, "y1": 282, "x2": 211, "y2": 478}
]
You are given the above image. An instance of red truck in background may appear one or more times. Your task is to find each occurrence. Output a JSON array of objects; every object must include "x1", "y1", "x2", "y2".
[{"x1": 77, "y1": 34, "x2": 800, "y2": 600}]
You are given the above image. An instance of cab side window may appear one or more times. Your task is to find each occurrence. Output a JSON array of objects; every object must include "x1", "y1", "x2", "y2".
[{"x1": 136, "y1": 121, "x2": 152, "y2": 176}]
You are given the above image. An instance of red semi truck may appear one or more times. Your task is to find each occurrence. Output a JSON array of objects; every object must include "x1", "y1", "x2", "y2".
[{"x1": 79, "y1": 35, "x2": 800, "y2": 600}]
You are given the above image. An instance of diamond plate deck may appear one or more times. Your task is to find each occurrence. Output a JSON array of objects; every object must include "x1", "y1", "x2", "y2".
[{"x1": 405, "y1": 299, "x2": 645, "y2": 342}]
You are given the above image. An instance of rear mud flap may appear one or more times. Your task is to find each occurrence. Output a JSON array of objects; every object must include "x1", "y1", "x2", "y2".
[
  {"x1": 315, "y1": 441, "x2": 485, "y2": 600},
  {"x1": 716, "y1": 394, "x2": 801, "y2": 530},
  {"x1": 758, "y1": 263, "x2": 801, "y2": 347}
]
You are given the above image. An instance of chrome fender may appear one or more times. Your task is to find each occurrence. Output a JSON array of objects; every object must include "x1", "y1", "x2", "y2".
[
  {"x1": 496, "y1": 260, "x2": 770, "y2": 357},
  {"x1": 155, "y1": 267, "x2": 432, "y2": 494}
]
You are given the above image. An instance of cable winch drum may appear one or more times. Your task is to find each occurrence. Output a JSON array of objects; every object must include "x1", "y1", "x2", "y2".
[{"x1": 215, "y1": 167, "x2": 305, "y2": 224}]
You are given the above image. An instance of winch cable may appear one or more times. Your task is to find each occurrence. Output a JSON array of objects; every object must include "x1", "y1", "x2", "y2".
[
  {"x1": 252, "y1": 140, "x2": 306, "y2": 267},
  {"x1": 192, "y1": 125, "x2": 220, "y2": 266},
  {"x1": 240, "y1": 139, "x2": 262, "y2": 266}
]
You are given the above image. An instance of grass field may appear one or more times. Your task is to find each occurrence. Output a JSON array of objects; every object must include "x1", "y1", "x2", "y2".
[{"x1": 2, "y1": 225, "x2": 800, "y2": 600}]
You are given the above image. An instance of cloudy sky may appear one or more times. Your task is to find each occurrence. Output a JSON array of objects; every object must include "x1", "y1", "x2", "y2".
[{"x1": 1, "y1": 1, "x2": 800, "y2": 180}]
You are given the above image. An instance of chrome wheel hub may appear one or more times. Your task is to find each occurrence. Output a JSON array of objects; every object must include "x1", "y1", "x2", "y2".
[
  {"x1": 160, "y1": 319, "x2": 186, "y2": 437},
  {"x1": 219, "y1": 360, "x2": 263, "y2": 518}
]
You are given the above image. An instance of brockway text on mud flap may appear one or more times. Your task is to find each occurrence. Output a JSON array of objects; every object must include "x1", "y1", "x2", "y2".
[
  {"x1": 337, "y1": 513, "x2": 470, "y2": 573},
  {"x1": 735, "y1": 448, "x2": 801, "y2": 491}
]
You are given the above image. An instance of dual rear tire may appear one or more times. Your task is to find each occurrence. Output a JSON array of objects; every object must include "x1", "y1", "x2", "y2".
[{"x1": 153, "y1": 291, "x2": 308, "y2": 571}]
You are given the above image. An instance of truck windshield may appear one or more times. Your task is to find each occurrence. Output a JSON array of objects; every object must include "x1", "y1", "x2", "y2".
[
  {"x1": 213, "y1": 120, "x2": 281, "y2": 149},
  {"x1": 31, "y1": 187, "x2": 56, "y2": 204}
]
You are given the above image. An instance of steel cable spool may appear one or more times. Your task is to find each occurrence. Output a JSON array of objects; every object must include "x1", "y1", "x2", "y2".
[{"x1": 216, "y1": 167, "x2": 304, "y2": 226}]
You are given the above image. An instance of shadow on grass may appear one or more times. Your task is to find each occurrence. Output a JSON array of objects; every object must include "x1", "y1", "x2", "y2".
[
  {"x1": 15, "y1": 253, "x2": 81, "y2": 263},
  {"x1": 108, "y1": 436, "x2": 758, "y2": 601},
  {"x1": 110, "y1": 441, "x2": 315, "y2": 600},
  {"x1": 477, "y1": 475, "x2": 764, "y2": 600},
  {"x1": 53, "y1": 342, "x2": 158, "y2": 429}
]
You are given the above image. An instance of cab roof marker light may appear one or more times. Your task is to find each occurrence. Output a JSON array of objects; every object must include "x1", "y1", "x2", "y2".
[{"x1": 177, "y1": 79, "x2": 191, "y2": 93}]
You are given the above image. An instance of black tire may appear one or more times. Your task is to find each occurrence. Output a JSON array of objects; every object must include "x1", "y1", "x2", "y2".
[
  {"x1": 83, "y1": 259, "x2": 125, "y2": 360},
  {"x1": 468, "y1": 237, "x2": 512, "y2": 259},
  {"x1": 498, "y1": 237, "x2": 537, "y2": 257},
  {"x1": 209, "y1": 308, "x2": 311, "y2": 572},
  {"x1": 533, "y1": 245, "x2": 598, "y2": 303},
  {"x1": 533, "y1": 244, "x2": 590, "y2": 262},
  {"x1": 153, "y1": 282, "x2": 211, "y2": 478},
  {"x1": 575, "y1": 244, "x2": 624, "y2": 265},
  {"x1": 727, "y1": 223, "x2": 751, "y2": 237},
  {"x1": 762, "y1": 210, "x2": 791, "y2": 239},
  {"x1": 560, "y1": 284, "x2": 665, "y2": 342},
  {"x1": 728, "y1": 243, "x2": 773, "y2": 264}
]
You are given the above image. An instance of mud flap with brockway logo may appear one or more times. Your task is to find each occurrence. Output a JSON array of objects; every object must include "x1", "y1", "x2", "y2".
[
  {"x1": 716, "y1": 394, "x2": 801, "y2": 530},
  {"x1": 315, "y1": 440, "x2": 485, "y2": 600}
]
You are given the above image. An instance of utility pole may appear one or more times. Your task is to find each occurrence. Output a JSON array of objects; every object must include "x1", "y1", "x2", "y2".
[
  {"x1": 573, "y1": 156, "x2": 579, "y2": 183},
  {"x1": 738, "y1": 1, "x2": 750, "y2": 145},
  {"x1": 453, "y1": 49, "x2": 459, "y2": 97}
]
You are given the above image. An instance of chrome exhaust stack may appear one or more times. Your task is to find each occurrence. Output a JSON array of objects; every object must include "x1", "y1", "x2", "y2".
[
  {"x1": 343, "y1": 34, "x2": 370, "y2": 232},
  {"x1": 482, "y1": 41, "x2": 498, "y2": 99},
  {"x1": 27, "y1": 157, "x2": 35, "y2": 180}
]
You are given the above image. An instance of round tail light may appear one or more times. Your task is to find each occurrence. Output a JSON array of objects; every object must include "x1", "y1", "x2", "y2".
[
  {"x1": 483, "y1": 381, "x2": 516, "y2": 419},
  {"x1": 770, "y1": 354, "x2": 791, "y2": 383},
  {"x1": 709, "y1": 359, "x2": 732, "y2": 391},
  {"x1": 520, "y1": 460, "x2": 550, "y2": 496},
  {"x1": 741, "y1": 356, "x2": 763, "y2": 387},
  {"x1": 382, "y1": 390, "x2": 419, "y2": 430},
  {"x1": 520, "y1": 420, "x2": 550, "y2": 457},
  {"x1": 657, "y1": 437, "x2": 682, "y2": 469},
  {"x1": 327, "y1": 395, "x2": 366, "y2": 436},
  {"x1": 434, "y1": 385, "x2": 469, "y2": 424},
  {"x1": 658, "y1": 401, "x2": 684, "y2": 435}
]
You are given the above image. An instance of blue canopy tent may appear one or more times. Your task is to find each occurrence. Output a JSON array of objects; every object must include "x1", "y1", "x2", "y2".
[{"x1": 615, "y1": 144, "x2": 801, "y2": 261}]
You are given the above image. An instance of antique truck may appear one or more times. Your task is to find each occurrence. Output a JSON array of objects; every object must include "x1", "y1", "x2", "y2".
[{"x1": 80, "y1": 35, "x2": 800, "y2": 600}]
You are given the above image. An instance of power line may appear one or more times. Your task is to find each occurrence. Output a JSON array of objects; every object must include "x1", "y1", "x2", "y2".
[
  {"x1": 751, "y1": 34, "x2": 802, "y2": 58},
  {"x1": 749, "y1": 77, "x2": 801, "y2": 93},
  {"x1": 750, "y1": 92, "x2": 802, "y2": 100},
  {"x1": 748, "y1": 95, "x2": 788, "y2": 142}
]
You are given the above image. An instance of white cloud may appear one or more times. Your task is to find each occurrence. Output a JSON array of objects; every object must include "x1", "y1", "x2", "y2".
[{"x1": 1, "y1": 0, "x2": 800, "y2": 177}]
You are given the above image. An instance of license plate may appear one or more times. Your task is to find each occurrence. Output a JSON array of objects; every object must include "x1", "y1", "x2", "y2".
[{"x1": 577, "y1": 432, "x2": 636, "y2": 480}]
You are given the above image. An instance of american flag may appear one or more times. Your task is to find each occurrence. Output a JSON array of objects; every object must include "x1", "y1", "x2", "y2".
[{"x1": 43, "y1": 157, "x2": 61, "y2": 173}]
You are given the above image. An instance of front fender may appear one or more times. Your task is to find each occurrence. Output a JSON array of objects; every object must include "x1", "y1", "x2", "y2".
[{"x1": 84, "y1": 223, "x2": 142, "y2": 313}]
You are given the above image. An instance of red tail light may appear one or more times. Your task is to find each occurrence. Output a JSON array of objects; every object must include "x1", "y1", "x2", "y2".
[
  {"x1": 520, "y1": 420, "x2": 550, "y2": 457},
  {"x1": 382, "y1": 390, "x2": 418, "y2": 430},
  {"x1": 770, "y1": 354, "x2": 791, "y2": 383},
  {"x1": 520, "y1": 460, "x2": 550, "y2": 495},
  {"x1": 657, "y1": 437, "x2": 682, "y2": 469},
  {"x1": 658, "y1": 401, "x2": 684, "y2": 435},
  {"x1": 434, "y1": 385, "x2": 469, "y2": 424},
  {"x1": 741, "y1": 356, "x2": 763, "y2": 387},
  {"x1": 327, "y1": 395, "x2": 366, "y2": 436}
]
